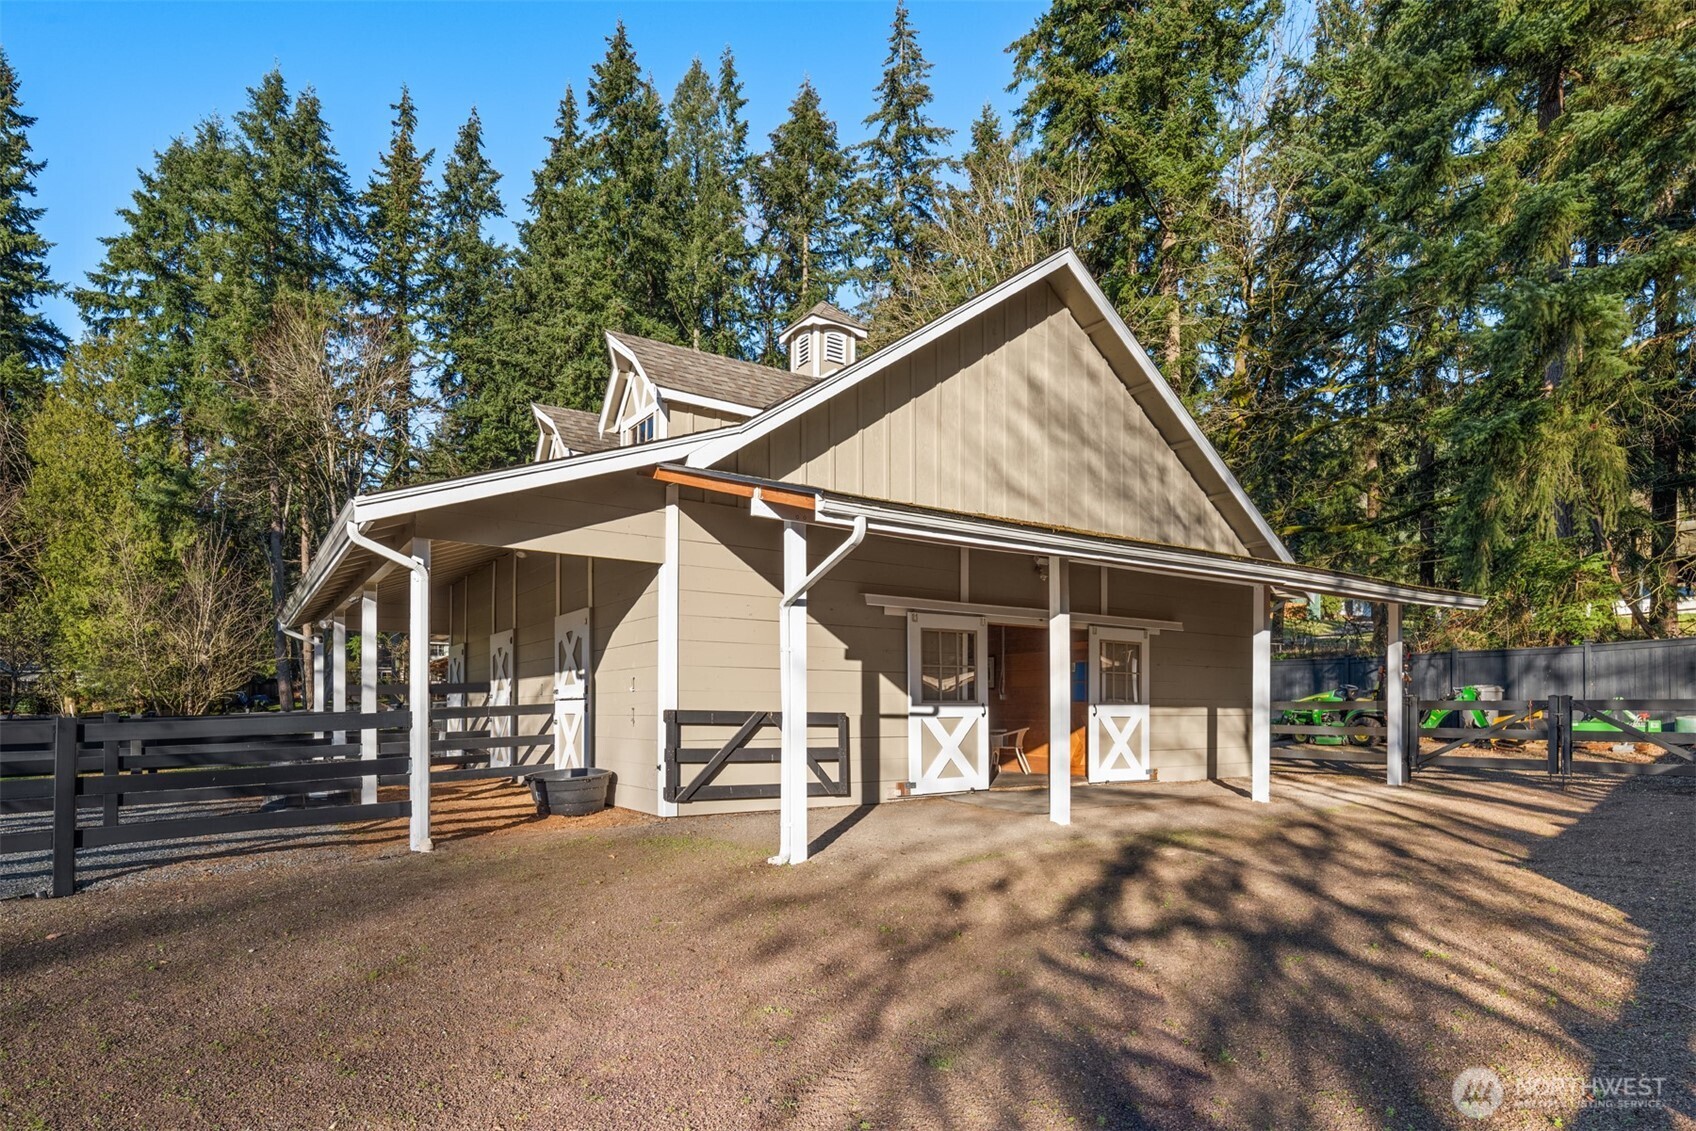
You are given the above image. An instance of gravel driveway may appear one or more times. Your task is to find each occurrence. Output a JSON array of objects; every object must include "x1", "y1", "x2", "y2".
[{"x1": 1, "y1": 769, "x2": 1690, "y2": 1130}]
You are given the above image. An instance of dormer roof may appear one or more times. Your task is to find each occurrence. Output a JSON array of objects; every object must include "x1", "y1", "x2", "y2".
[{"x1": 779, "y1": 301, "x2": 869, "y2": 344}]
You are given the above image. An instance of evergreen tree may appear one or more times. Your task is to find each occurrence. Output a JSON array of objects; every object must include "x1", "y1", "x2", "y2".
[
  {"x1": 0, "y1": 49, "x2": 64, "y2": 411},
  {"x1": 856, "y1": 1, "x2": 952, "y2": 302},
  {"x1": 359, "y1": 86, "x2": 437, "y2": 480},
  {"x1": 587, "y1": 22, "x2": 673, "y2": 338},
  {"x1": 482, "y1": 88, "x2": 605, "y2": 468},
  {"x1": 750, "y1": 81, "x2": 854, "y2": 361},
  {"x1": 660, "y1": 53, "x2": 752, "y2": 355},
  {"x1": 426, "y1": 108, "x2": 508, "y2": 473},
  {"x1": 1011, "y1": 0, "x2": 1279, "y2": 392}
]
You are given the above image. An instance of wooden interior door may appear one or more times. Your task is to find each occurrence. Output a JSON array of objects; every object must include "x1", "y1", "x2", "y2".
[
  {"x1": 907, "y1": 613, "x2": 991, "y2": 794},
  {"x1": 1087, "y1": 626, "x2": 1151, "y2": 782}
]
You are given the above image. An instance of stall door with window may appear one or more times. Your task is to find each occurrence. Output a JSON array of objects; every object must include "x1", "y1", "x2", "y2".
[
  {"x1": 553, "y1": 608, "x2": 591, "y2": 769},
  {"x1": 488, "y1": 630, "x2": 515, "y2": 768},
  {"x1": 1087, "y1": 626, "x2": 1151, "y2": 782},
  {"x1": 907, "y1": 614, "x2": 990, "y2": 794}
]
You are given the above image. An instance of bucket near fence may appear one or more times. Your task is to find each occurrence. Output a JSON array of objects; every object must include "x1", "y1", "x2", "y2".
[
  {"x1": 525, "y1": 766, "x2": 613, "y2": 817},
  {"x1": 1675, "y1": 716, "x2": 1696, "y2": 734}
]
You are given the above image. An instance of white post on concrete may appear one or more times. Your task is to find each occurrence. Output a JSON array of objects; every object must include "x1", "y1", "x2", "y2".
[
  {"x1": 656, "y1": 487, "x2": 680, "y2": 818},
  {"x1": 409, "y1": 539, "x2": 433, "y2": 850},
  {"x1": 311, "y1": 625, "x2": 325, "y2": 713},
  {"x1": 1385, "y1": 601, "x2": 1406, "y2": 786},
  {"x1": 1048, "y1": 555, "x2": 1071, "y2": 826},
  {"x1": 331, "y1": 610, "x2": 348, "y2": 748},
  {"x1": 360, "y1": 588, "x2": 379, "y2": 805},
  {"x1": 776, "y1": 519, "x2": 810, "y2": 863},
  {"x1": 1250, "y1": 584, "x2": 1271, "y2": 803}
]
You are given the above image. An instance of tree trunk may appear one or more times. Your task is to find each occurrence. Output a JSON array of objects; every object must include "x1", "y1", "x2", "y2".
[
  {"x1": 1158, "y1": 221, "x2": 1182, "y2": 381},
  {"x1": 1538, "y1": 61, "x2": 1575, "y2": 539},
  {"x1": 268, "y1": 476, "x2": 293, "y2": 712},
  {"x1": 1649, "y1": 268, "x2": 1681, "y2": 636}
]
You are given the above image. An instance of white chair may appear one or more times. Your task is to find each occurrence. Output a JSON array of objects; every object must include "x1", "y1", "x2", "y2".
[{"x1": 994, "y1": 727, "x2": 1031, "y2": 774}]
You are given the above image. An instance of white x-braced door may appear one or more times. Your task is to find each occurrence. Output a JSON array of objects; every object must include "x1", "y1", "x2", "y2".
[
  {"x1": 488, "y1": 630, "x2": 515, "y2": 768},
  {"x1": 907, "y1": 613, "x2": 991, "y2": 794},
  {"x1": 1087, "y1": 625, "x2": 1151, "y2": 782},
  {"x1": 444, "y1": 644, "x2": 466, "y2": 733},
  {"x1": 553, "y1": 608, "x2": 591, "y2": 769}
]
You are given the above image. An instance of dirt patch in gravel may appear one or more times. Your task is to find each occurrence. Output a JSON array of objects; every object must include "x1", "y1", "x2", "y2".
[{"x1": 2, "y1": 769, "x2": 1691, "y2": 1130}]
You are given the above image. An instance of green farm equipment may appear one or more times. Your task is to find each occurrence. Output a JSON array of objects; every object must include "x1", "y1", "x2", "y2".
[{"x1": 1279, "y1": 684, "x2": 1384, "y2": 746}]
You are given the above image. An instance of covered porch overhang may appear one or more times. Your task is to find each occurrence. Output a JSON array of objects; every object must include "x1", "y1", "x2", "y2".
[{"x1": 649, "y1": 463, "x2": 1487, "y2": 858}]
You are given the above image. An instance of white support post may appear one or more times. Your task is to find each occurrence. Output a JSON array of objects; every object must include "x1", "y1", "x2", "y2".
[
  {"x1": 1048, "y1": 556, "x2": 1071, "y2": 826},
  {"x1": 1251, "y1": 584, "x2": 1271, "y2": 803},
  {"x1": 656, "y1": 486, "x2": 680, "y2": 818},
  {"x1": 776, "y1": 519, "x2": 810, "y2": 863},
  {"x1": 309, "y1": 626, "x2": 324, "y2": 713},
  {"x1": 360, "y1": 588, "x2": 378, "y2": 805},
  {"x1": 1385, "y1": 602, "x2": 1406, "y2": 786},
  {"x1": 409, "y1": 540, "x2": 433, "y2": 851},
  {"x1": 331, "y1": 610, "x2": 348, "y2": 748}
]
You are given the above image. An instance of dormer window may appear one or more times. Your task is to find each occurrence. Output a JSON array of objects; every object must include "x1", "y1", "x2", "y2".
[
  {"x1": 824, "y1": 331, "x2": 847, "y2": 365},
  {"x1": 625, "y1": 414, "x2": 657, "y2": 446},
  {"x1": 793, "y1": 333, "x2": 811, "y2": 371}
]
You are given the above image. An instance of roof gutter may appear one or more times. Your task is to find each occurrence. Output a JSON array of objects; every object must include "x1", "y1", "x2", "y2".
[{"x1": 810, "y1": 495, "x2": 1485, "y2": 610}]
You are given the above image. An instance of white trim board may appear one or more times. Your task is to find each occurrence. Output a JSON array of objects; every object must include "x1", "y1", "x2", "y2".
[{"x1": 865, "y1": 593, "x2": 1182, "y2": 633}]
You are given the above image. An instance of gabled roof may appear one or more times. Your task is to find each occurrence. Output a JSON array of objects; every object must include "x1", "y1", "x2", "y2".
[
  {"x1": 607, "y1": 331, "x2": 816, "y2": 411},
  {"x1": 685, "y1": 248, "x2": 1294, "y2": 563},
  {"x1": 782, "y1": 300, "x2": 868, "y2": 339},
  {"x1": 532, "y1": 403, "x2": 615, "y2": 456}
]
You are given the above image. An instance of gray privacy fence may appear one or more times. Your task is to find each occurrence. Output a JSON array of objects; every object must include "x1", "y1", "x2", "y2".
[{"x1": 1274, "y1": 637, "x2": 1696, "y2": 701}]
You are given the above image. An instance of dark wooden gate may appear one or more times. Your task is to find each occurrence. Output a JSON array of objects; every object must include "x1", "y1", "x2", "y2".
[
  {"x1": 663, "y1": 710, "x2": 850, "y2": 804},
  {"x1": 1, "y1": 710, "x2": 411, "y2": 896}
]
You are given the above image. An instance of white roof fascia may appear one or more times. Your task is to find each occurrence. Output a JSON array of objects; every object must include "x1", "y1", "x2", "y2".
[
  {"x1": 686, "y1": 248, "x2": 1290, "y2": 564},
  {"x1": 686, "y1": 250, "x2": 1076, "y2": 471},
  {"x1": 599, "y1": 333, "x2": 647, "y2": 436},
  {"x1": 811, "y1": 494, "x2": 1485, "y2": 610},
  {"x1": 864, "y1": 592, "x2": 1183, "y2": 633},
  {"x1": 779, "y1": 314, "x2": 870, "y2": 344},
  {"x1": 655, "y1": 387, "x2": 761, "y2": 418},
  {"x1": 1059, "y1": 256, "x2": 1293, "y2": 563},
  {"x1": 281, "y1": 498, "x2": 357, "y2": 625},
  {"x1": 350, "y1": 429, "x2": 720, "y2": 526}
]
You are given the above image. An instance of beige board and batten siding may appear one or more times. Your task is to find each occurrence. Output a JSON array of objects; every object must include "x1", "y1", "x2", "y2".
[
  {"x1": 666, "y1": 404, "x2": 745, "y2": 439},
  {"x1": 677, "y1": 495, "x2": 962, "y2": 813},
  {"x1": 724, "y1": 279, "x2": 1250, "y2": 558}
]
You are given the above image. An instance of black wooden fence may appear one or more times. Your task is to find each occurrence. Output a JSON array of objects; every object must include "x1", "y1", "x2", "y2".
[
  {"x1": 663, "y1": 710, "x2": 851, "y2": 804},
  {"x1": 1, "y1": 709, "x2": 411, "y2": 896},
  {"x1": 1273, "y1": 694, "x2": 1696, "y2": 778},
  {"x1": 1274, "y1": 637, "x2": 1696, "y2": 702}
]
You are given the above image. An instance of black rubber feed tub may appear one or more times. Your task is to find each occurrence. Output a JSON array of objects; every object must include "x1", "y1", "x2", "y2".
[{"x1": 525, "y1": 766, "x2": 613, "y2": 817}]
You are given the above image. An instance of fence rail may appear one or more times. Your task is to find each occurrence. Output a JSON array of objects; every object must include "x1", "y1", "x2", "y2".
[
  {"x1": 663, "y1": 710, "x2": 851, "y2": 804},
  {"x1": 1, "y1": 710, "x2": 411, "y2": 896},
  {"x1": 1272, "y1": 694, "x2": 1696, "y2": 779}
]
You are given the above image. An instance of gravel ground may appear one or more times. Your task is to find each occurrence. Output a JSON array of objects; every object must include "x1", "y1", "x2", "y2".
[{"x1": 1, "y1": 768, "x2": 1691, "y2": 1130}]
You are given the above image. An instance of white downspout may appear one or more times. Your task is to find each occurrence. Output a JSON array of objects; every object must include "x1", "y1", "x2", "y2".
[
  {"x1": 346, "y1": 522, "x2": 433, "y2": 852},
  {"x1": 773, "y1": 515, "x2": 866, "y2": 865}
]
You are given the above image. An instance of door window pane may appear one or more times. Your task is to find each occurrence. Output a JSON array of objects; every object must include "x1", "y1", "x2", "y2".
[
  {"x1": 920, "y1": 629, "x2": 977, "y2": 703},
  {"x1": 1098, "y1": 640, "x2": 1142, "y2": 704}
]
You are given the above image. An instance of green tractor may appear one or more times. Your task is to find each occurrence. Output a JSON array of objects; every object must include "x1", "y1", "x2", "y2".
[{"x1": 1279, "y1": 684, "x2": 1384, "y2": 746}]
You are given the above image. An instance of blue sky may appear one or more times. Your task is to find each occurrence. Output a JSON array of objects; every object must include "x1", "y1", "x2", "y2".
[{"x1": 5, "y1": 1, "x2": 1045, "y2": 337}]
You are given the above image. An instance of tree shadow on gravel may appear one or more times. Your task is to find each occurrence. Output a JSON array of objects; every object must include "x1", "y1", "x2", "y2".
[
  {"x1": 708, "y1": 766, "x2": 1669, "y2": 1129},
  {"x1": 1521, "y1": 772, "x2": 1696, "y2": 1129}
]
